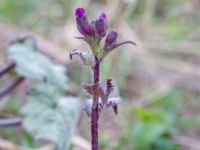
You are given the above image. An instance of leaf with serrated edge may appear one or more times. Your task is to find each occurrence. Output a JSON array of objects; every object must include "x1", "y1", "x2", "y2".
[
  {"x1": 22, "y1": 94, "x2": 81, "y2": 150},
  {"x1": 7, "y1": 38, "x2": 68, "y2": 91},
  {"x1": 99, "y1": 79, "x2": 113, "y2": 103}
]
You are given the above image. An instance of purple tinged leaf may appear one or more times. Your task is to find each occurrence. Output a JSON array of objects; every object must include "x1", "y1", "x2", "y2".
[
  {"x1": 99, "y1": 79, "x2": 113, "y2": 103},
  {"x1": 82, "y1": 83, "x2": 98, "y2": 95},
  {"x1": 82, "y1": 79, "x2": 113, "y2": 102}
]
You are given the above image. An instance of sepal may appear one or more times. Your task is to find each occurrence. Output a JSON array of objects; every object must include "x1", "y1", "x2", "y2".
[
  {"x1": 111, "y1": 40, "x2": 136, "y2": 51},
  {"x1": 100, "y1": 40, "x2": 136, "y2": 60},
  {"x1": 83, "y1": 97, "x2": 122, "y2": 117},
  {"x1": 70, "y1": 49, "x2": 94, "y2": 66}
]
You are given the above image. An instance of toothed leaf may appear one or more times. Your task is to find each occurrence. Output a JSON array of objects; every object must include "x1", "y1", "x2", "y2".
[
  {"x1": 21, "y1": 85, "x2": 81, "y2": 150},
  {"x1": 99, "y1": 79, "x2": 113, "y2": 103},
  {"x1": 7, "y1": 37, "x2": 68, "y2": 91}
]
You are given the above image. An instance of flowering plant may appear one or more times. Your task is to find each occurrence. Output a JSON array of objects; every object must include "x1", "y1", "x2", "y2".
[{"x1": 70, "y1": 7, "x2": 136, "y2": 150}]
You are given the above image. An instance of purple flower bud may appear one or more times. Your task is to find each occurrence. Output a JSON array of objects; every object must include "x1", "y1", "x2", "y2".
[
  {"x1": 75, "y1": 8, "x2": 92, "y2": 36},
  {"x1": 105, "y1": 30, "x2": 118, "y2": 45},
  {"x1": 95, "y1": 13, "x2": 108, "y2": 37},
  {"x1": 75, "y1": 8, "x2": 85, "y2": 17},
  {"x1": 99, "y1": 13, "x2": 106, "y2": 19}
]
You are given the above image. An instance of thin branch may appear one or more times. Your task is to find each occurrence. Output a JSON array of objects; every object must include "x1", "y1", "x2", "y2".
[
  {"x1": 0, "y1": 63, "x2": 15, "y2": 77},
  {"x1": 0, "y1": 77, "x2": 24, "y2": 98},
  {"x1": 0, "y1": 118, "x2": 22, "y2": 127}
]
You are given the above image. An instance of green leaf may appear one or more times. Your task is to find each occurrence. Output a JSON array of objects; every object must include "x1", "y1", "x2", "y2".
[
  {"x1": 21, "y1": 91, "x2": 81, "y2": 150},
  {"x1": 134, "y1": 107, "x2": 172, "y2": 125},
  {"x1": 152, "y1": 138, "x2": 180, "y2": 150},
  {"x1": 7, "y1": 38, "x2": 68, "y2": 90},
  {"x1": 131, "y1": 107, "x2": 174, "y2": 150},
  {"x1": 8, "y1": 37, "x2": 80, "y2": 150},
  {"x1": 131, "y1": 121, "x2": 168, "y2": 150}
]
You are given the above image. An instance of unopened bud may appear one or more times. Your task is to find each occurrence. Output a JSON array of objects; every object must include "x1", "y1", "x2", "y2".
[
  {"x1": 105, "y1": 30, "x2": 118, "y2": 45},
  {"x1": 75, "y1": 8, "x2": 92, "y2": 36},
  {"x1": 95, "y1": 13, "x2": 108, "y2": 37}
]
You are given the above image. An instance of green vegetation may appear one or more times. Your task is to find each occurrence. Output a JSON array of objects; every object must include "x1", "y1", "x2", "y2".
[{"x1": 0, "y1": 0, "x2": 200, "y2": 150}]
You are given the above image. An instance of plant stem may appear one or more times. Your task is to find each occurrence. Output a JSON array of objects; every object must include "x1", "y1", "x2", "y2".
[{"x1": 91, "y1": 56, "x2": 100, "y2": 150}]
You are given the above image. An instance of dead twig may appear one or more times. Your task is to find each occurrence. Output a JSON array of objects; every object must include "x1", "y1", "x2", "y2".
[
  {"x1": 0, "y1": 63, "x2": 15, "y2": 77},
  {"x1": 0, "y1": 77, "x2": 24, "y2": 98},
  {"x1": 0, "y1": 118, "x2": 21, "y2": 127}
]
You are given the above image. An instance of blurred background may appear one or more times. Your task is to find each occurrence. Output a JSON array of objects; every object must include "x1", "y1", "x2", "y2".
[{"x1": 0, "y1": 0, "x2": 200, "y2": 150}]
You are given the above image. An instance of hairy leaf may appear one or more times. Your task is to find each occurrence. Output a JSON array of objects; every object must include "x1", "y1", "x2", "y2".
[
  {"x1": 21, "y1": 86, "x2": 81, "y2": 150},
  {"x1": 7, "y1": 38, "x2": 68, "y2": 90},
  {"x1": 8, "y1": 37, "x2": 79, "y2": 150}
]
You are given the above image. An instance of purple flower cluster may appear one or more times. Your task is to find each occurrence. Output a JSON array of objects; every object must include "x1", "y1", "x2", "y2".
[
  {"x1": 75, "y1": 7, "x2": 118, "y2": 53},
  {"x1": 71, "y1": 7, "x2": 136, "y2": 150},
  {"x1": 76, "y1": 8, "x2": 109, "y2": 39},
  {"x1": 73, "y1": 7, "x2": 136, "y2": 63}
]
